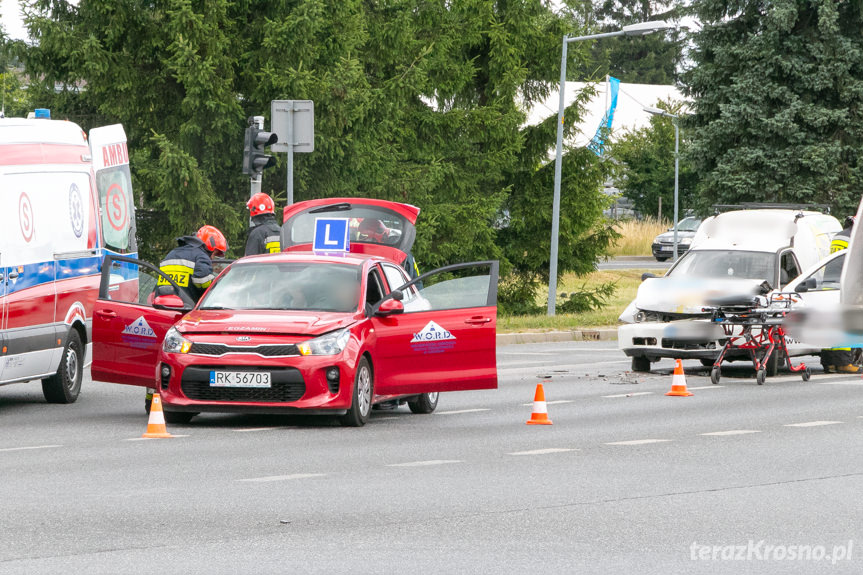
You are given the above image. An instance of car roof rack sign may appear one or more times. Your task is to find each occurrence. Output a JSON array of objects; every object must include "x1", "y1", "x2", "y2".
[{"x1": 712, "y1": 203, "x2": 831, "y2": 215}]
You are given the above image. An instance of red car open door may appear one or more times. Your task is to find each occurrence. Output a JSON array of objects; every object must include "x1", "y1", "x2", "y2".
[
  {"x1": 371, "y1": 261, "x2": 498, "y2": 395},
  {"x1": 91, "y1": 255, "x2": 193, "y2": 387}
]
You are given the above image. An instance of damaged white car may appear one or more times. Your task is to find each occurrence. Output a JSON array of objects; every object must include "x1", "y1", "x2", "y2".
[{"x1": 618, "y1": 208, "x2": 841, "y2": 373}]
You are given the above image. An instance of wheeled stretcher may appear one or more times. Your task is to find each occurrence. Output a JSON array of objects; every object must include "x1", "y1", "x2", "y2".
[{"x1": 704, "y1": 292, "x2": 811, "y2": 385}]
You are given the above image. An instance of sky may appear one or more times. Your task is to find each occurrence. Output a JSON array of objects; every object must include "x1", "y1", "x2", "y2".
[{"x1": 1, "y1": 1, "x2": 27, "y2": 40}]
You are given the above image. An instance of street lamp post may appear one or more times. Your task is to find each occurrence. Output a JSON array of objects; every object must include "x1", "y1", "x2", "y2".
[
  {"x1": 547, "y1": 20, "x2": 673, "y2": 316},
  {"x1": 643, "y1": 106, "x2": 680, "y2": 260}
]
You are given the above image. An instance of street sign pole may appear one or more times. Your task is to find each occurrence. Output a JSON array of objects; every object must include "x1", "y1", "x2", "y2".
[{"x1": 287, "y1": 108, "x2": 294, "y2": 206}]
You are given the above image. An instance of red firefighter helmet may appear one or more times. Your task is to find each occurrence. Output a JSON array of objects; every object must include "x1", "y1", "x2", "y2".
[
  {"x1": 197, "y1": 225, "x2": 228, "y2": 257},
  {"x1": 357, "y1": 218, "x2": 388, "y2": 242},
  {"x1": 247, "y1": 193, "x2": 275, "y2": 217}
]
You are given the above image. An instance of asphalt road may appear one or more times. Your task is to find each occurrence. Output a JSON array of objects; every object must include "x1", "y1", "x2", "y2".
[{"x1": 1, "y1": 343, "x2": 861, "y2": 574}]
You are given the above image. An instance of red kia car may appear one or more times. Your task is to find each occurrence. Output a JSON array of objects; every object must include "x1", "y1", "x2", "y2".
[{"x1": 91, "y1": 199, "x2": 498, "y2": 426}]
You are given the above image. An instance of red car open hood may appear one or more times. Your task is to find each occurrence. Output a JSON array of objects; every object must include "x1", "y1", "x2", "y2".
[{"x1": 175, "y1": 309, "x2": 358, "y2": 337}]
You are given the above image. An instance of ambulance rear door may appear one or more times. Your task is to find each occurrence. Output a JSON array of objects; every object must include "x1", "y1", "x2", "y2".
[{"x1": 88, "y1": 125, "x2": 137, "y2": 256}]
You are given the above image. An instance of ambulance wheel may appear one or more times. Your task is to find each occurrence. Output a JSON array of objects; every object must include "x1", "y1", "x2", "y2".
[
  {"x1": 164, "y1": 411, "x2": 196, "y2": 424},
  {"x1": 756, "y1": 368, "x2": 766, "y2": 385},
  {"x1": 408, "y1": 392, "x2": 439, "y2": 414},
  {"x1": 340, "y1": 357, "x2": 373, "y2": 427},
  {"x1": 42, "y1": 330, "x2": 83, "y2": 404},
  {"x1": 631, "y1": 356, "x2": 651, "y2": 373}
]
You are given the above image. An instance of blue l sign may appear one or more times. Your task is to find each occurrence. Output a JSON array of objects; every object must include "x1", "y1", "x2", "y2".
[{"x1": 313, "y1": 218, "x2": 351, "y2": 252}]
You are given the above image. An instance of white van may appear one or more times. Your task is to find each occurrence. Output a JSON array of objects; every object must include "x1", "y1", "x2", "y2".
[
  {"x1": 618, "y1": 209, "x2": 841, "y2": 372},
  {"x1": 0, "y1": 116, "x2": 137, "y2": 402}
]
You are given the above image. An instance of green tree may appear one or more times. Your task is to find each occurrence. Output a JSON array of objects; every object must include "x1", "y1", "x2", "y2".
[
  {"x1": 685, "y1": 0, "x2": 863, "y2": 215},
  {"x1": 23, "y1": 0, "x2": 616, "y2": 312},
  {"x1": 571, "y1": 0, "x2": 686, "y2": 84},
  {"x1": 611, "y1": 99, "x2": 697, "y2": 217}
]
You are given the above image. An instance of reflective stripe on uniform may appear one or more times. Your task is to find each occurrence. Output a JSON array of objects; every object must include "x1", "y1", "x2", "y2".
[
  {"x1": 265, "y1": 235, "x2": 281, "y2": 254},
  {"x1": 831, "y1": 239, "x2": 849, "y2": 253},
  {"x1": 192, "y1": 273, "x2": 215, "y2": 287},
  {"x1": 158, "y1": 259, "x2": 196, "y2": 287}
]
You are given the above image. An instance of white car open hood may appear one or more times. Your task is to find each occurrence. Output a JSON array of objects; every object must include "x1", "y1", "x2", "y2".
[{"x1": 631, "y1": 277, "x2": 768, "y2": 315}]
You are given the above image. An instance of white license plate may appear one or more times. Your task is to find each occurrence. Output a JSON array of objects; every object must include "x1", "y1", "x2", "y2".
[
  {"x1": 209, "y1": 371, "x2": 271, "y2": 388},
  {"x1": 660, "y1": 245, "x2": 673, "y2": 251}
]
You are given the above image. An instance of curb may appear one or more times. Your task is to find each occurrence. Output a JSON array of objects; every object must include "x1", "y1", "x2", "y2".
[{"x1": 496, "y1": 328, "x2": 617, "y2": 346}]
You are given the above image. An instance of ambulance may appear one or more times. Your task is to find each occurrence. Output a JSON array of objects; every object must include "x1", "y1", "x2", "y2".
[{"x1": 0, "y1": 113, "x2": 137, "y2": 403}]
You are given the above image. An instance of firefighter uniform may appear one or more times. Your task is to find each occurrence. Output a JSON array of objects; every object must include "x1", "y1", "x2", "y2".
[
  {"x1": 822, "y1": 219, "x2": 859, "y2": 372},
  {"x1": 245, "y1": 213, "x2": 282, "y2": 256},
  {"x1": 831, "y1": 227, "x2": 851, "y2": 253},
  {"x1": 159, "y1": 235, "x2": 216, "y2": 302}
]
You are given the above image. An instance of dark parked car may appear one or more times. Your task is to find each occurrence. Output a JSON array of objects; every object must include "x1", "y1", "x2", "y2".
[{"x1": 651, "y1": 216, "x2": 702, "y2": 261}]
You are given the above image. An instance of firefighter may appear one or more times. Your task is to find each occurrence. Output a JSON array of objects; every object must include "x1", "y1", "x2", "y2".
[
  {"x1": 245, "y1": 193, "x2": 281, "y2": 256},
  {"x1": 830, "y1": 215, "x2": 855, "y2": 253},
  {"x1": 158, "y1": 225, "x2": 227, "y2": 303},
  {"x1": 822, "y1": 215, "x2": 860, "y2": 373}
]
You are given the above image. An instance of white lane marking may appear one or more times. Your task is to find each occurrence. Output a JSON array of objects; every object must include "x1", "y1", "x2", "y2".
[
  {"x1": 498, "y1": 360, "x2": 559, "y2": 367},
  {"x1": 508, "y1": 448, "x2": 577, "y2": 456},
  {"x1": 602, "y1": 391, "x2": 653, "y2": 398},
  {"x1": 499, "y1": 360, "x2": 631, "y2": 374},
  {"x1": 387, "y1": 460, "x2": 462, "y2": 467},
  {"x1": 766, "y1": 375, "x2": 814, "y2": 383},
  {"x1": 233, "y1": 427, "x2": 285, "y2": 433},
  {"x1": 435, "y1": 408, "x2": 490, "y2": 415},
  {"x1": 687, "y1": 385, "x2": 725, "y2": 390},
  {"x1": 784, "y1": 421, "x2": 843, "y2": 428},
  {"x1": 375, "y1": 416, "x2": 401, "y2": 421},
  {"x1": 605, "y1": 439, "x2": 671, "y2": 446},
  {"x1": 520, "y1": 399, "x2": 574, "y2": 406},
  {"x1": 125, "y1": 435, "x2": 189, "y2": 441},
  {"x1": 700, "y1": 430, "x2": 761, "y2": 436},
  {"x1": 816, "y1": 380, "x2": 863, "y2": 385},
  {"x1": 0, "y1": 444, "x2": 62, "y2": 453},
  {"x1": 238, "y1": 473, "x2": 326, "y2": 482}
]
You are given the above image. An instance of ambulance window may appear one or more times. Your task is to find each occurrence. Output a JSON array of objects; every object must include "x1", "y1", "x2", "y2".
[{"x1": 96, "y1": 165, "x2": 137, "y2": 253}]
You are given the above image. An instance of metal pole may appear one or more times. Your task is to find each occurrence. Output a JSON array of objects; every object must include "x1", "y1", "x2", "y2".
[
  {"x1": 545, "y1": 24, "x2": 663, "y2": 316},
  {"x1": 672, "y1": 119, "x2": 679, "y2": 260},
  {"x1": 287, "y1": 107, "x2": 294, "y2": 206},
  {"x1": 547, "y1": 36, "x2": 568, "y2": 316}
]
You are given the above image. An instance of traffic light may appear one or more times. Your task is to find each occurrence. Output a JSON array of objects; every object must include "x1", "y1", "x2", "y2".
[{"x1": 242, "y1": 125, "x2": 278, "y2": 175}]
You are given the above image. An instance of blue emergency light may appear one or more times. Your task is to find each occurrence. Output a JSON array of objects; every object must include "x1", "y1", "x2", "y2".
[{"x1": 34, "y1": 108, "x2": 51, "y2": 119}]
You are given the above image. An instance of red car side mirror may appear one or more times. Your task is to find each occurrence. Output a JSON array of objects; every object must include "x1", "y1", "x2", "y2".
[
  {"x1": 153, "y1": 294, "x2": 188, "y2": 311},
  {"x1": 376, "y1": 298, "x2": 404, "y2": 316}
]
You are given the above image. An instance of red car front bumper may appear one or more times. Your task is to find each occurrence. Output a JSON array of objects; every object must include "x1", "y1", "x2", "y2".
[{"x1": 155, "y1": 348, "x2": 361, "y2": 415}]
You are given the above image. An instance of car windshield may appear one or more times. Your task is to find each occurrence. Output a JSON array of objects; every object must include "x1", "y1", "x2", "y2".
[
  {"x1": 198, "y1": 262, "x2": 362, "y2": 313},
  {"x1": 675, "y1": 217, "x2": 701, "y2": 232},
  {"x1": 668, "y1": 250, "x2": 775, "y2": 281}
]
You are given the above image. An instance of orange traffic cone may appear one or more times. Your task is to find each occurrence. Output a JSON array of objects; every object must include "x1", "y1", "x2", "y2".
[
  {"x1": 665, "y1": 359, "x2": 693, "y2": 397},
  {"x1": 142, "y1": 393, "x2": 174, "y2": 438},
  {"x1": 526, "y1": 383, "x2": 553, "y2": 425}
]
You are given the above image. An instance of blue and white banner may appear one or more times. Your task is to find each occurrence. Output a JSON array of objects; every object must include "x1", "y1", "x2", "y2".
[{"x1": 587, "y1": 77, "x2": 620, "y2": 157}]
